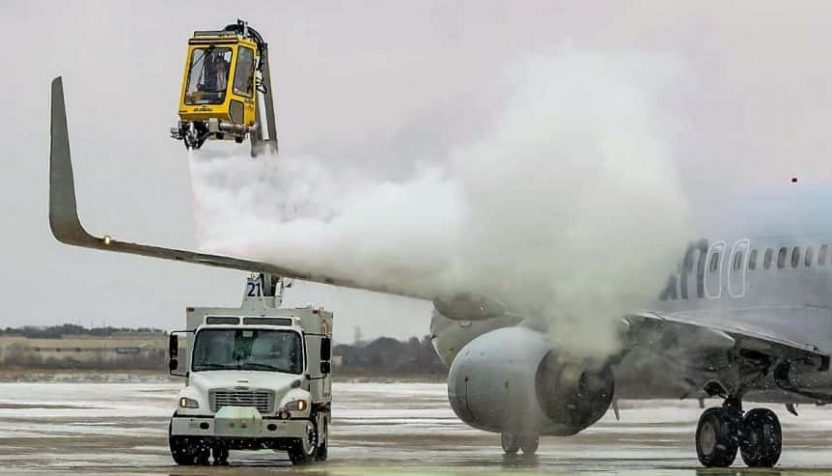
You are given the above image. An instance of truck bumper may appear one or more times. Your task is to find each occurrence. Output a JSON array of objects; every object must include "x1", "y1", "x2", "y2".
[{"x1": 171, "y1": 415, "x2": 308, "y2": 440}]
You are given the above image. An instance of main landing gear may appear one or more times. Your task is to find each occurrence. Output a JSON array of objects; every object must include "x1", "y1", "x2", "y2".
[{"x1": 695, "y1": 398, "x2": 782, "y2": 468}]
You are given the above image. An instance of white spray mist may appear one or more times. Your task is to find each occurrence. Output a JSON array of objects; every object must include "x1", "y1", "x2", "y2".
[{"x1": 190, "y1": 50, "x2": 690, "y2": 358}]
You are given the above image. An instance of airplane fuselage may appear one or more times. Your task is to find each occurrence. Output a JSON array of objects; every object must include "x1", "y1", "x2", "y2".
[{"x1": 432, "y1": 232, "x2": 832, "y2": 404}]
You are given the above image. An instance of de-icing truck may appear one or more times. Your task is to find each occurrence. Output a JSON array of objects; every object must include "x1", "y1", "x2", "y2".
[{"x1": 167, "y1": 274, "x2": 333, "y2": 466}]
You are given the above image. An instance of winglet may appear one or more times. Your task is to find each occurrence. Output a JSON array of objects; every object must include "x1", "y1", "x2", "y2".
[{"x1": 49, "y1": 76, "x2": 98, "y2": 246}]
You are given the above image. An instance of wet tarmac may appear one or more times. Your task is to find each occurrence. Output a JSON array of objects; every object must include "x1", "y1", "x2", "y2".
[{"x1": 1, "y1": 380, "x2": 831, "y2": 474}]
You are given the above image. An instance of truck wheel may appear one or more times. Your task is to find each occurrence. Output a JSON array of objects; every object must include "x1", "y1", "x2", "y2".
[
  {"x1": 212, "y1": 446, "x2": 229, "y2": 465},
  {"x1": 169, "y1": 423, "x2": 195, "y2": 466},
  {"x1": 194, "y1": 447, "x2": 210, "y2": 466},
  {"x1": 315, "y1": 416, "x2": 329, "y2": 461},
  {"x1": 288, "y1": 420, "x2": 318, "y2": 465},
  {"x1": 170, "y1": 438, "x2": 195, "y2": 465}
]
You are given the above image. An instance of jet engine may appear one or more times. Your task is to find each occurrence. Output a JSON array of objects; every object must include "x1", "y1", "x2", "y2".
[{"x1": 447, "y1": 326, "x2": 614, "y2": 436}]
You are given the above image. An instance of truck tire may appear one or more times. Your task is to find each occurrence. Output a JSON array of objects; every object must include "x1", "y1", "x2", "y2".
[
  {"x1": 194, "y1": 448, "x2": 210, "y2": 466},
  {"x1": 315, "y1": 415, "x2": 329, "y2": 461},
  {"x1": 288, "y1": 419, "x2": 318, "y2": 465},
  {"x1": 212, "y1": 446, "x2": 229, "y2": 465},
  {"x1": 169, "y1": 422, "x2": 195, "y2": 465}
]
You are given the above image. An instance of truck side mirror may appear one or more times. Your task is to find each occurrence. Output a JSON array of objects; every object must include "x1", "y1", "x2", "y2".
[
  {"x1": 320, "y1": 361, "x2": 331, "y2": 374},
  {"x1": 169, "y1": 334, "x2": 179, "y2": 359},
  {"x1": 320, "y1": 337, "x2": 331, "y2": 361},
  {"x1": 168, "y1": 332, "x2": 188, "y2": 377}
]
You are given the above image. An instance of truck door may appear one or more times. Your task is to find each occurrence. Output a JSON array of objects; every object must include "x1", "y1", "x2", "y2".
[{"x1": 304, "y1": 335, "x2": 331, "y2": 402}]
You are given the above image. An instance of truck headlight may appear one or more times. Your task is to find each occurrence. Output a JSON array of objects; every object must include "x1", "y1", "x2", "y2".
[
  {"x1": 284, "y1": 399, "x2": 308, "y2": 412},
  {"x1": 179, "y1": 397, "x2": 199, "y2": 409}
]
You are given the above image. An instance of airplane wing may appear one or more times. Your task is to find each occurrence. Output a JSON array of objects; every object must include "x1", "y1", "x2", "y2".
[
  {"x1": 622, "y1": 310, "x2": 832, "y2": 402},
  {"x1": 624, "y1": 311, "x2": 827, "y2": 360},
  {"x1": 49, "y1": 77, "x2": 430, "y2": 300}
]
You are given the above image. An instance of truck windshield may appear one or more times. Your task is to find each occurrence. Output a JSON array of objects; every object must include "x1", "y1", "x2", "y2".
[{"x1": 192, "y1": 329, "x2": 302, "y2": 374}]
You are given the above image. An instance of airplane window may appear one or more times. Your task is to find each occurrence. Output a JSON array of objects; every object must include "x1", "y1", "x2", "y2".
[
  {"x1": 748, "y1": 249, "x2": 758, "y2": 270},
  {"x1": 777, "y1": 247, "x2": 787, "y2": 268},
  {"x1": 764, "y1": 249, "x2": 773, "y2": 269},
  {"x1": 805, "y1": 246, "x2": 814, "y2": 267},
  {"x1": 709, "y1": 253, "x2": 720, "y2": 273},
  {"x1": 791, "y1": 247, "x2": 801, "y2": 268},
  {"x1": 820, "y1": 245, "x2": 829, "y2": 265},
  {"x1": 732, "y1": 252, "x2": 743, "y2": 271}
]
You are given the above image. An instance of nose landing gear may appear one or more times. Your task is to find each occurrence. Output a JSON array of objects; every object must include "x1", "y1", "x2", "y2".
[
  {"x1": 695, "y1": 398, "x2": 782, "y2": 468},
  {"x1": 501, "y1": 433, "x2": 539, "y2": 455}
]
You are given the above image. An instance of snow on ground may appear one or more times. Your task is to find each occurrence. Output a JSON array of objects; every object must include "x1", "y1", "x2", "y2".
[{"x1": 0, "y1": 380, "x2": 831, "y2": 474}]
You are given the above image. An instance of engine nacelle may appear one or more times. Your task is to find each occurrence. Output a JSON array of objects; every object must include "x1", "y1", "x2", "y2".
[{"x1": 447, "y1": 326, "x2": 613, "y2": 436}]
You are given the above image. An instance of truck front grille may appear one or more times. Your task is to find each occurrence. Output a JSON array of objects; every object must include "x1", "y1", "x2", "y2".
[{"x1": 209, "y1": 389, "x2": 274, "y2": 414}]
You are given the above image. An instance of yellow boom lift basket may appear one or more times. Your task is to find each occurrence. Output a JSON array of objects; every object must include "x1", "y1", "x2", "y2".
[{"x1": 171, "y1": 20, "x2": 278, "y2": 157}]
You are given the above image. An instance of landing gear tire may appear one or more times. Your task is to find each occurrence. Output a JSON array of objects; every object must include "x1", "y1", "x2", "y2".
[
  {"x1": 288, "y1": 419, "x2": 319, "y2": 465},
  {"x1": 740, "y1": 408, "x2": 782, "y2": 468},
  {"x1": 696, "y1": 407, "x2": 739, "y2": 467},
  {"x1": 501, "y1": 433, "x2": 520, "y2": 455},
  {"x1": 520, "y1": 435, "x2": 539, "y2": 455}
]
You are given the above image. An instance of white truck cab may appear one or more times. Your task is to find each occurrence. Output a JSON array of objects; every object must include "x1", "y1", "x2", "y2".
[{"x1": 167, "y1": 274, "x2": 333, "y2": 466}]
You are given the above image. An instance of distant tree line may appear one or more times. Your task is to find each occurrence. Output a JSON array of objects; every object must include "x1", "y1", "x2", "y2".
[
  {"x1": 0, "y1": 325, "x2": 447, "y2": 378},
  {"x1": 334, "y1": 336, "x2": 446, "y2": 377},
  {"x1": 0, "y1": 324, "x2": 166, "y2": 339},
  {"x1": 4, "y1": 348, "x2": 167, "y2": 371}
]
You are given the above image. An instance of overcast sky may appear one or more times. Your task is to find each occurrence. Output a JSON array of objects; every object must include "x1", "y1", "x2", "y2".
[{"x1": 3, "y1": 1, "x2": 832, "y2": 342}]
